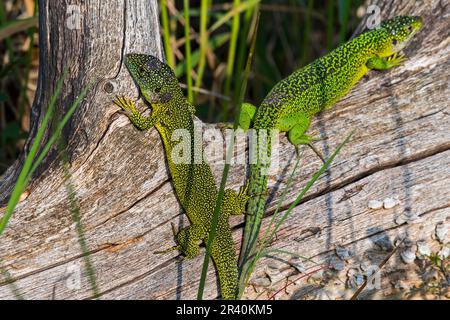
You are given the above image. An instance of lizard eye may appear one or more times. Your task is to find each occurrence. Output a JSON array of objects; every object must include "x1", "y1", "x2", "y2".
[
  {"x1": 138, "y1": 66, "x2": 145, "y2": 74},
  {"x1": 392, "y1": 39, "x2": 398, "y2": 46},
  {"x1": 154, "y1": 87, "x2": 162, "y2": 93}
]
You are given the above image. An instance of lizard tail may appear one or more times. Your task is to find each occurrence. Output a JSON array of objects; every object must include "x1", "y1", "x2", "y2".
[
  {"x1": 154, "y1": 245, "x2": 181, "y2": 255},
  {"x1": 210, "y1": 223, "x2": 239, "y2": 300}
]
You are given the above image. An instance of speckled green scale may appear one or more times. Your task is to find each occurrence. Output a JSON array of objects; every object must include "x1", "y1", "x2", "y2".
[{"x1": 114, "y1": 54, "x2": 249, "y2": 300}]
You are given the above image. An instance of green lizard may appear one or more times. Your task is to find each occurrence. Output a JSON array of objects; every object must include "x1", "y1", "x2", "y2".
[
  {"x1": 113, "y1": 54, "x2": 249, "y2": 299},
  {"x1": 237, "y1": 16, "x2": 423, "y2": 277}
]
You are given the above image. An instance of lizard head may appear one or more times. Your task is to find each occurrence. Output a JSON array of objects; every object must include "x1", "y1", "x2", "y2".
[
  {"x1": 376, "y1": 15, "x2": 423, "y2": 57},
  {"x1": 125, "y1": 53, "x2": 182, "y2": 106}
]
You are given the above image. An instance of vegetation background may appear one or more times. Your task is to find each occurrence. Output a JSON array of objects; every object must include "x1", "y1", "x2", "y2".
[
  {"x1": 0, "y1": 0, "x2": 366, "y2": 175},
  {"x1": 1, "y1": 1, "x2": 448, "y2": 301}
]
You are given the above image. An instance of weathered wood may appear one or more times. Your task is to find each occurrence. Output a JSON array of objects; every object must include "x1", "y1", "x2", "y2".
[{"x1": 0, "y1": 0, "x2": 449, "y2": 299}]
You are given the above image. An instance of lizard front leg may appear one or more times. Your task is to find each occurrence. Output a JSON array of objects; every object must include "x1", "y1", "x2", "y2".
[
  {"x1": 113, "y1": 96, "x2": 158, "y2": 130},
  {"x1": 221, "y1": 184, "x2": 251, "y2": 217},
  {"x1": 222, "y1": 102, "x2": 258, "y2": 130},
  {"x1": 238, "y1": 102, "x2": 258, "y2": 130}
]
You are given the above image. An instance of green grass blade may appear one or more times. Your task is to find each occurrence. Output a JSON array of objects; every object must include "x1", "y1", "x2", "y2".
[
  {"x1": 197, "y1": 11, "x2": 259, "y2": 301},
  {"x1": 183, "y1": 0, "x2": 193, "y2": 103},
  {"x1": 160, "y1": 0, "x2": 174, "y2": 68},
  {"x1": 0, "y1": 260, "x2": 25, "y2": 300},
  {"x1": 0, "y1": 68, "x2": 68, "y2": 235}
]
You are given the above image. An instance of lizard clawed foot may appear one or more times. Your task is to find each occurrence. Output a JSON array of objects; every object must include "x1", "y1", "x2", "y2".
[
  {"x1": 220, "y1": 122, "x2": 235, "y2": 130},
  {"x1": 248, "y1": 187, "x2": 270, "y2": 199},
  {"x1": 307, "y1": 143, "x2": 326, "y2": 163},
  {"x1": 238, "y1": 183, "x2": 250, "y2": 198}
]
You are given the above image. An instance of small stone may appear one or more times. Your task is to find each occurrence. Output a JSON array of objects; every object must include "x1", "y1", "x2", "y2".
[
  {"x1": 336, "y1": 246, "x2": 352, "y2": 260},
  {"x1": 416, "y1": 241, "x2": 431, "y2": 257},
  {"x1": 368, "y1": 200, "x2": 383, "y2": 210},
  {"x1": 347, "y1": 268, "x2": 364, "y2": 288},
  {"x1": 355, "y1": 275, "x2": 364, "y2": 287},
  {"x1": 383, "y1": 197, "x2": 398, "y2": 209},
  {"x1": 308, "y1": 269, "x2": 324, "y2": 281},
  {"x1": 264, "y1": 265, "x2": 279, "y2": 275},
  {"x1": 401, "y1": 247, "x2": 416, "y2": 264},
  {"x1": 422, "y1": 269, "x2": 439, "y2": 282},
  {"x1": 438, "y1": 246, "x2": 450, "y2": 259},
  {"x1": 360, "y1": 261, "x2": 371, "y2": 272},
  {"x1": 394, "y1": 233, "x2": 407, "y2": 246},
  {"x1": 315, "y1": 289, "x2": 331, "y2": 300},
  {"x1": 375, "y1": 236, "x2": 394, "y2": 251},
  {"x1": 284, "y1": 284, "x2": 295, "y2": 295},
  {"x1": 435, "y1": 223, "x2": 448, "y2": 243},
  {"x1": 356, "y1": 5, "x2": 366, "y2": 18}
]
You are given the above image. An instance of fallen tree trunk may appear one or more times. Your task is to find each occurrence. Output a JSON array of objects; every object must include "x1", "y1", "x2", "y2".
[{"x1": 0, "y1": 0, "x2": 449, "y2": 299}]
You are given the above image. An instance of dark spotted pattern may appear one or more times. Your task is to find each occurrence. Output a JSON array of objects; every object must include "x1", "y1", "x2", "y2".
[
  {"x1": 121, "y1": 54, "x2": 250, "y2": 299},
  {"x1": 246, "y1": 16, "x2": 423, "y2": 246}
]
